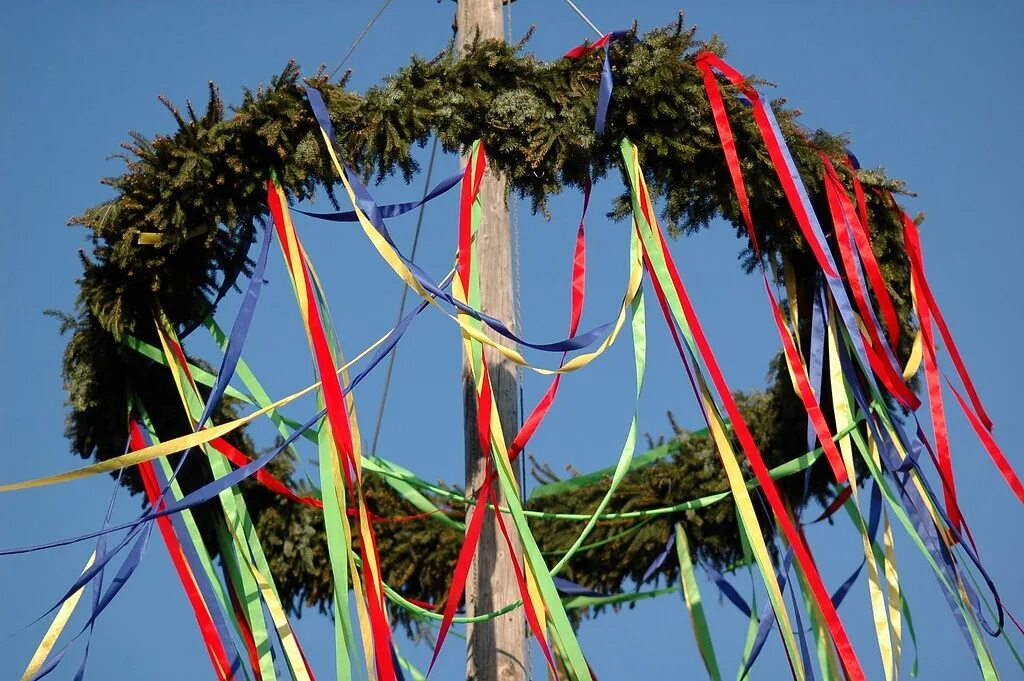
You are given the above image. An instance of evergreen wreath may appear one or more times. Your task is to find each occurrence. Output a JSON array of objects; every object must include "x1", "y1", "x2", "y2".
[{"x1": 53, "y1": 17, "x2": 915, "y2": 629}]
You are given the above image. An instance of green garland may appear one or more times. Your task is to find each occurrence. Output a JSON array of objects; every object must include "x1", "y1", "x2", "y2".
[{"x1": 55, "y1": 18, "x2": 915, "y2": 630}]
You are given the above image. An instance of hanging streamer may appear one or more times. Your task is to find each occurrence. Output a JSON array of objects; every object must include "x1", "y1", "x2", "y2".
[
  {"x1": 676, "y1": 524, "x2": 723, "y2": 681},
  {"x1": 623, "y1": 138, "x2": 867, "y2": 681},
  {"x1": 695, "y1": 51, "x2": 919, "y2": 413},
  {"x1": 901, "y1": 210, "x2": 1024, "y2": 505},
  {"x1": 8, "y1": 30, "x2": 1024, "y2": 681},
  {"x1": 268, "y1": 177, "x2": 396, "y2": 681},
  {"x1": 564, "y1": 30, "x2": 629, "y2": 134}
]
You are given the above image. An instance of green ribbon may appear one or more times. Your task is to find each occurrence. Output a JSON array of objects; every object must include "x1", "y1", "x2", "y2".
[{"x1": 676, "y1": 523, "x2": 723, "y2": 681}]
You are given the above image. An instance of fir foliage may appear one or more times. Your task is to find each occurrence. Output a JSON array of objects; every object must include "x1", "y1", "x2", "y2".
[{"x1": 55, "y1": 18, "x2": 916, "y2": 631}]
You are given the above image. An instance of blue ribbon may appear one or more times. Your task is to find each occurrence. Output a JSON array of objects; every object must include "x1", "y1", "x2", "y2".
[
  {"x1": 297, "y1": 171, "x2": 462, "y2": 223},
  {"x1": 72, "y1": 467, "x2": 123, "y2": 681},
  {"x1": 554, "y1": 576, "x2": 605, "y2": 597},
  {"x1": 739, "y1": 549, "x2": 794, "y2": 679},
  {"x1": 789, "y1": 567, "x2": 817, "y2": 681},
  {"x1": 195, "y1": 225, "x2": 274, "y2": 430},
  {"x1": 702, "y1": 562, "x2": 752, "y2": 619},
  {"x1": 806, "y1": 278, "x2": 827, "y2": 452},
  {"x1": 639, "y1": 527, "x2": 675, "y2": 587},
  {"x1": 29, "y1": 522, "x2": 154, "y2": 680},
  {"x1": 304, "y1": 84, "x2": 618, "y2": 355},
  {"x1": 593, "y1": 31, "x2": 629, "y2": 135}
]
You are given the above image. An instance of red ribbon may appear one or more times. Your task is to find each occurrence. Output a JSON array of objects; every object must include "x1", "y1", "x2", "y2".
[
  {"x1": 131, "y1": 422, "x2": 234, "y2": 681},
  {"x1": 697, "y1": 51, "x2": 921, "y2": 412},
  {"x1": 899, "y1": 207, "x2": 1024, "y2": 515},
  {"x1": 843, "y1": 156, "x2": 901, "y2": 350},
  {"x1": 820, "y1": 156, "x2": 920, "y2": 409},
  {"x1": 907, "y1": 232, "x2": 963, "y2": 532},
  {"x1": 901, "y1": 210, "x2": 994, "y2": 430},
  {"x1": 508, "y1": 178, "x2": 589, "y2": 461},
  {"x1": 809, "y1": 485, "x2": 854, "y2": 525},
  {"x1": 209, "y1": 436, "x2": 323, "y2": 508},
  {"x1": 634, "y1": 167, "x2": 867, "y2": 681},
  {"x1": 695, "y1": 52, "x2": 838, "y2": 278},
  {"x1": 695, "y1": 57, "x2": 848, "y2": 483},
  {"x1": 429, "y1": 362, "x2": 497, "y2": 674},
  {"x1": 564, "y1": 33, "x2": 614, "y2": 59},
  {"x1": 268, "y1": 179, "x2": 398, "y2": 681},
  {"x1": 432, "y1": 145, "x2": 575, "y2": 678},
  {"x1": 947, "y1": 379, "x2": 1024, "y2": 505}
]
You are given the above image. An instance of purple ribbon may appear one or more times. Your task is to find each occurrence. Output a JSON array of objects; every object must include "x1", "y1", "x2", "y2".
[{"x1": 72, "y1": 467, "x2": 123, "y2": 681}]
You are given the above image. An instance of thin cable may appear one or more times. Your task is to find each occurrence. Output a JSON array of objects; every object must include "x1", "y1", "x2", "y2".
[
  {"x1": 512, "y1": 202, "x2": 523, "y2": 379},
  {"x1": 511, "y1": 195, "x2": 527, "y2": 503},
  {"x1": 562, "y1": 0, "x2": 603, "y2": 38},
  {"x1": 506, "y1": 0, "x2": 530, "y2": 651},
  {"x1": 368, "y1": 135, "x2": 440, "y2": 455},
  {"x1": 505, "y1": 0, "x2": 513, "y2": 44},
  {"x1": 505, "y1": 0, "x2": 524, "y2": 498},
  {"x1": 329, "y1": 0, "x2": 394, "y2": 80}
]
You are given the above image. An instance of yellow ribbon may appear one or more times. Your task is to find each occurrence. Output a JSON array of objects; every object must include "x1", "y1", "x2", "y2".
[
  {"x1": 625, "y1": 143, "x2": 805, "y2": 680},
  {"x1": 315, "y1": 127, "x2": 642, "y2": 377},
  {"x1": 0, "y1": 307, "x2": 409, "y2": 492},
  {"x1": 902, "y1": 278, "x2": 924, "y2": 380},
  {"x1": 21, "y1": 551, "x2": 97, "y2": 681},
  {"x1": 826, "y1": 313, "x2": 896, "y2": 681},
  {"x1": 873, "y1": 436, "x2": 903, "y2": 679},
  {"x1": 225, "y1": 521, "x2": 312, "y2": 681},
  {"x1": 782, "y1": 256, "x2": 803, "y2": 356},
  {"x1": 155, "y1": 311, "x2": 297, "y2": 680},
  {"x1": 272, "y1": 181, "x2": 391, "y2": 678}
]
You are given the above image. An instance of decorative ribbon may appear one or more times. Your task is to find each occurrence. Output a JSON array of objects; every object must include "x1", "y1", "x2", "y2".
[
  {"x1": 268, "y1": 176, "x2": 395, "y2": 680},
  {"x1": 564, "y1": 31, "x2": 629, "y2": 134},
  {"x1": 135, "y1": 442, "x2": 234, "y2": 679},
  {"x1": 301, "y1": 84, "x2": 643, "y2": 372},
  {"x1": 842, "y1": 154, "x2": 901, "y2": 350},
  {"x1": 624, "y1": 138, "x2": 865, "y2": 681},
  {"x1": 297, "y1": 170, "x2": 462, "y2": 223},
  {"x1": 695, "y1": 51, "x2": 919, "y2": 413},
  {"x1": 676, "y1": 524, "x2": 722, "y2": 681}
]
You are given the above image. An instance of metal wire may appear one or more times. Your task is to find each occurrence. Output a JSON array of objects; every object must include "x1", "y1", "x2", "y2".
[
  {"x1": 368, "y1": 135, "x2": 440, "y2": 455},
  {"x1": 329, "y1": 0, "x2": 395, "y2": 80},
  {"x1": 562, "y1": 0, "x2": 603, "y2": 38}
]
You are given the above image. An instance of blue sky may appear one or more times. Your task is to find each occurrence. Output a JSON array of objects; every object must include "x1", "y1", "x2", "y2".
[{"x1": 1, "y1": 1, "x2": 1022, "y2": 679}]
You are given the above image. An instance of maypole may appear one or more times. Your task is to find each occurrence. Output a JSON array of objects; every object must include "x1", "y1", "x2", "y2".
[
  {"x1": 455, "y1": 1, "x2": 529, "y2": 679},
  {"x1": 15, "y1": 6, "x2": 1024, "y2": 680}
]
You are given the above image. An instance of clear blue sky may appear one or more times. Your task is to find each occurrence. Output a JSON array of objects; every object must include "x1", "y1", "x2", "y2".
[{"x1": 2, "y1": 1, "x2": 1022, "y2": 679}]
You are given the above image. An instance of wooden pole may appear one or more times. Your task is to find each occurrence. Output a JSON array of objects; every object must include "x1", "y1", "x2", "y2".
[{"x1": 456, "y1": 1, "x2": 528, "y2": 680}]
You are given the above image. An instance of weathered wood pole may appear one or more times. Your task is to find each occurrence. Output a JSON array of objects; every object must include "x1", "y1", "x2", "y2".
[{"x1": 456, "y1": 1, "x2": 528, "y2": 679}]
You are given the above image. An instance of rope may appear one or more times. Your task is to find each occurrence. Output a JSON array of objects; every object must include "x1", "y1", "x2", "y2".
[{"x1": 329, "y1": 0, "x2": 395, "y2": 80}]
